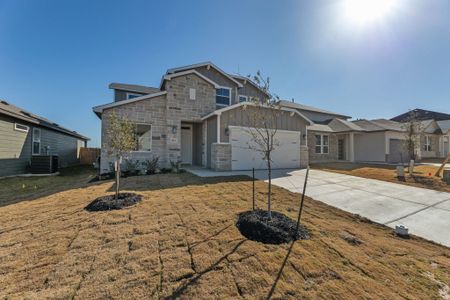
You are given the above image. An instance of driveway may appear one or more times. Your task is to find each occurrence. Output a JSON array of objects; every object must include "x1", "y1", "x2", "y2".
[{"x1": 187, "y1": 167, "x2": 450, "y2": 247}]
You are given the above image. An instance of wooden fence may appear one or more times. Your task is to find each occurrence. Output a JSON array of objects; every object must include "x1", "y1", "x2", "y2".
[{"x1": 79, "y1": 147, "x2": 101, "y2": 165}]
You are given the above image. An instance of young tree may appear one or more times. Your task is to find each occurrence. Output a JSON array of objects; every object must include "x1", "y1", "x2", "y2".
[
  {"x1": 402, "y1": 110, "x2": 423, "y2": 174},
  {"x1": 104, "y1": 111, "x2": 136, "y2": 199},
  {"x1": 244, "y1": 71, "x2": 281, "y2": 219},
  {"x1": 402, "y1": 110, "x2": 423, "y2": 155}
]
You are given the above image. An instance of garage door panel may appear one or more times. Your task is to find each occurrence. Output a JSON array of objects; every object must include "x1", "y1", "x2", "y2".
[{"x1": 229, "y1": 126, "x2": 300, "y2": 170}]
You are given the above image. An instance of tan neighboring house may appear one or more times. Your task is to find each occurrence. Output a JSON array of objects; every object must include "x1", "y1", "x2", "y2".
[
  {"x1": 391, "y1": 109, "x2": 450, "y2": 159},
  {"x1": 93, "y1": 62, "x2": 313, "y2": 173},
  {"x1": 0, "y1": 100, "x2": 89, "y2": 177}
]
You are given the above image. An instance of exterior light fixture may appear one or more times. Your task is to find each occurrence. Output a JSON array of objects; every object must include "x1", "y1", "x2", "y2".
[{"x1": 171, "y1": 126, "x2": 177, "y2": 134}]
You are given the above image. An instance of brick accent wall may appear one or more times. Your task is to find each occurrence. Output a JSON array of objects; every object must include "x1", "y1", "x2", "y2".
[
  {"x1": 211, "y1": 143, "x2": 231, "y2": 171},
  {"x1": 307, "y1": 131, "x2": 339, "y2": 163}
]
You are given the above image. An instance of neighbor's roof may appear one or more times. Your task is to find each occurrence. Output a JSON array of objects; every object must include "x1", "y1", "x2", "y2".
[
  {"x1": 0, "y1": 100, "x2": 89, "y2": 140},
  {"x1": 352, "y1": 119, "x2": 405, "y2": 132},
  {"x1": 109, "y1": 83, "x2": 160, "y2": 95},
  {"x1": 391, "y1": 108, "x2": 450, "y2": 122},
  {"x1": 278, "y1": 100, "x2": 352, "y2": 119},
  {"x1": 437, "y1": 120, "x2": 450, "y2": 134}
]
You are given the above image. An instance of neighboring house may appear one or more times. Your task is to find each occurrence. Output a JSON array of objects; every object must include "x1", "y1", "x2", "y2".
[
  {"x1": 93, "y1": 62, "x2": 312, "y2": 172},
  {"x1": 0, "y1": 100, "x2": 89, "y2": 177},
  {"x1": 391, "y1": 109, "x2": 450, "y2": 159}
]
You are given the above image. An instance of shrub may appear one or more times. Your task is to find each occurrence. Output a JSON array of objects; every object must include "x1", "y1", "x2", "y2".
[{"x1": 142, "y1": 157, "x2": 159, "y2": 175}]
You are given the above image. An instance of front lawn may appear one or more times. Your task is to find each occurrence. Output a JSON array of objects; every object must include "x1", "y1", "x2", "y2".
[
  {"x1": 312, "y1": 162, "x2": 450, "y2": 193},
  {"x1": 0, "y1": 172, "x2": 449, "y2": 299}
]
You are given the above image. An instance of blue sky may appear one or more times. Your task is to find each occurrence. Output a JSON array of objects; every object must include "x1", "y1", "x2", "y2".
[{"x1": 1, "y1": 0, "x2": 449, "y2": 147}]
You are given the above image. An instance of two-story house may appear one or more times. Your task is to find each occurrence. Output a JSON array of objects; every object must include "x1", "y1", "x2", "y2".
[{"x1": 93, "y1": 62, "x2": 313, "y2": 173}]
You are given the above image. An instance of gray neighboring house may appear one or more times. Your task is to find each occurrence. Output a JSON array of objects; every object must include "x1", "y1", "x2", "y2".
[
  {"x1": 0, "y1": 100, "x2": 89, "y2": 177},
  {"x1": 93, "y1": 62, "x2": 313, "y2": 172}
]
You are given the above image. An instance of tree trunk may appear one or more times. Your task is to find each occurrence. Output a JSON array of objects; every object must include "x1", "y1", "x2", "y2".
[
  {"x1": 268, "y1": 158, "x2": 272, "y2": 219},
  {"x1": 115, "y1": 157, "x2": 120, "y2": 200}
]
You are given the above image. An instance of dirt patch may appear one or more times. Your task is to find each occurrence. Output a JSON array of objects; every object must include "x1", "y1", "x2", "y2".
[
  {"x1": 312, "y1": 162, "x2": 450, "y2": 193},
  {"x1": 236, "y1": 210, "x2": 310, "y2": 244},
  {"x1": 85, "y1": 193, "x2": 142, "y2": 211}
]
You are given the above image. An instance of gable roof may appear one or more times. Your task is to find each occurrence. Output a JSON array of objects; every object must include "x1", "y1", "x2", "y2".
[
  {"x1": 228, "y1": 74, "x2": 271, "y2": 97},
  {"x1": 278, "y1": 100, "x2": 352, "y2": 119},
  {"x1": 109, "y1": 83, "x2": 160, "y2": 94},
  {"x1": 352, "y1": 119, "x2": 405, "y2": 132},
  {"x1": 92, "y1": 91, "x2": 168, "y2": 118},
  {"x1": 0, "y1": 100, "x2": 89, "y2": 140},
  {"x1": 160, "y1": 70, "x2": 221, "y2": 89},
  {"x1": 437, "y1": 120, "x2": 450, "y2": 134},
  {"x1": 391, "y1": 108, "x2": 450, "y2": 122},
  {"x1": 165, "y1": 62, "x2": 243, "y2": 88},
  {"x1": 201, "y1": 101, "x2": 314, "y2": 125}
]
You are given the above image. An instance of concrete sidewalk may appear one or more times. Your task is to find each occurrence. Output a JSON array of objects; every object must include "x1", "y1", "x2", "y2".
[{"x1": 187, "y1": 167, "x2": 450, "y2": 247}]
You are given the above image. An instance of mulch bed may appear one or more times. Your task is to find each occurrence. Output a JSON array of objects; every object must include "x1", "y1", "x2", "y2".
[
  {"x1": 236, "y1": 210, "x2": 310, "y2": 244},
  {"x1": 85, "y1": 193, "x2": 142, "y2": 211}
]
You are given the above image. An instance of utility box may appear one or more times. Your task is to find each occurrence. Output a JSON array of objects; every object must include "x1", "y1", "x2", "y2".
[
  {"x1": 443, "y1": 169, "x2": 450, "y2": 185},
  {"x1": 30, "y1": 155, "x2": 59, "y2": 174},
  {"x1": 396, "y1": 166, "x2": 404, "y2": 178}
]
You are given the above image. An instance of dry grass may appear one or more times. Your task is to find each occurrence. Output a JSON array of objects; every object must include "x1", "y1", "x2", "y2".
[
  {"x1": 0, "y1": 170, "x2": 449, "y2": 299},
  {"x1": 312, "y1": 162, "x2": 450, "y2": 193}
]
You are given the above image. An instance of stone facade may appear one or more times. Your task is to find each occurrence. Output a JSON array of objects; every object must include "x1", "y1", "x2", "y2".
[
  {"x1": 300, "y1": 145, "x2": 309, "y2": 168},
  {"x1": 211, "y1": 143, "x2": 231, "y2": 171},
  {"x1": 307, "y1": 131, "x2": 339, "y2": 163}
]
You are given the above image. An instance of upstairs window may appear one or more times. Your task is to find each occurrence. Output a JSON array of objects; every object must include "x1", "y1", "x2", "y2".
[
  {"x1": 126, "y1": 93, "x2": 143, "y2": 100},
  {"x1": 32, "y1": 128, "x2": 41, "y2": 155},
  {"x1": 216, "y1": 88, "x2": 231, "y2": 106},
  {"x1": 424, "y1": 135, "x2": 432, "y2": 152},
  {"x1": 238, "y1": 95, "x2": 248, "y2": 102},
  {"x1": 136, "y1": 124, "x2": 152, "y2": 151},
  {"x1": 315, "y1": 134, "x2": 329, "y2": 154}
]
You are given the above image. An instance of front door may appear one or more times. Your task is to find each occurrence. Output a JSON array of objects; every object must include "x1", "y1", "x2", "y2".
[
  {"x1": 338, "y1": 139, "x2": 345, "y2": 160},
  {"x1": 181, "y1": 125, "x2": 193, "y2": 164}
]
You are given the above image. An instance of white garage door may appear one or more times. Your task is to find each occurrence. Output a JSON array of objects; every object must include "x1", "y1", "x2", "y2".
[{"x1": 229, "y1": 126, "x2": 301, "y2": 170}]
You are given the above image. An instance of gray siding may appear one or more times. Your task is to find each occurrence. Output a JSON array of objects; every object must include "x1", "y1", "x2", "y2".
[
  {"x1": 195, "y1": 66, "x2": 239, "y2": 105},
  {"x1": 114, "y1": 90, "x2": 145, "y2": 102},
  {"x1": 299, "y1": 110, "x2": 344, "y2": 123},
  {"x1": 219, "y1": 106, "x2": 308, "y2": 143},
  {"x1": 0, "y1": 115, "x2": 32, "y2": 176},
  {"x1": 206, "y1": 116, "x2": 217, "y2": 168},
  {"x1": 0, "y1": 114, "x2": 84, "y2": 176},
  {"x1": 354, "y1": 132, "x2": 386, "y2": 162},
  {"x1": 234, "y1": 78, "x2": 268, "y2": 103}
]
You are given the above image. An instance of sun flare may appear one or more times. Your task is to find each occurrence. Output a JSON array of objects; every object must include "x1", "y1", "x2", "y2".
[{"x1": 343, "y1": 0, "x2": 397, "y2": 26}]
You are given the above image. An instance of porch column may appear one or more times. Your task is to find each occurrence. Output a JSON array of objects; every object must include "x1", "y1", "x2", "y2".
[
  {"x1": 349, "y1": 132, "x2": 355, "y2": 162},
  {"x1": 217, "y1": 113, "x2": 221, "y2": 143}
]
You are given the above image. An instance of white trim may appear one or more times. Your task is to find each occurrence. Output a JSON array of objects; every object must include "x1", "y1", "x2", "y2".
[
  {"x1": 201, "y1": 101, "x2": 314, "y2": 125},
  {"x1": 126, "y1": 92, "x2": 144, "y2": 100},
  {"x1": 14, "y1": 123, "x2": 29, "y2": 133},
  {"x1": 32, "y1": 128, "x2": 41, "y2": 155},
  {"x1": 135, "y1": 123, "x2": 152, "y2": 151},
  {"x1": 216, "y1": 86, "x2": 232, "y2": 107},
  {"x1": 160, "y1": 69, "x2": 221, "y2": 89},
  {"x1": 424, "y1": 135, "x2": 432, "y2": 152},
  {"x1": 166, "y1": 62, "x2": 243, "y2": 87},
  {"x1": 93, "y1": 91, "x2": 168, "y2": 114},
  {"x1": 238, "y1": 95, "x2": 248, "y2": 103},
  {"x1": 314, "y1": 133, "x2": 329, "y2": 154},
  {"x1": 217, "y1": 113, "x2": 221, "y2": 143}
]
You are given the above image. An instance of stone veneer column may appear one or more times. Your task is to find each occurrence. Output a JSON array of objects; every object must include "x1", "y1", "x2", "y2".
[
  {"x1": 211, "y1": 143, "x2": 231, "y2": 171},
  {"x1": 300, "y1": 145, "x2": 309, "y2": 168}
]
